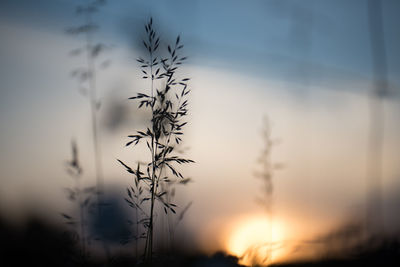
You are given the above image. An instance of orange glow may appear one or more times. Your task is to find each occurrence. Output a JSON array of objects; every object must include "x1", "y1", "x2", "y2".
[{"x1": 226, "y1": 215, "x2": 286, "y2": 266}]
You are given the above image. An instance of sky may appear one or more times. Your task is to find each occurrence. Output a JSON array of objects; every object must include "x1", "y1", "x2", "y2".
[{"x1": 0, "y1": 0, "x2": 400, "y2": 264}]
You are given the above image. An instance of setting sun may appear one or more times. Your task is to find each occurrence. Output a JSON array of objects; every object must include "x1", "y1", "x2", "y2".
[{"x1": 226, "y1": 215, "x2": 286, "y2": 266}]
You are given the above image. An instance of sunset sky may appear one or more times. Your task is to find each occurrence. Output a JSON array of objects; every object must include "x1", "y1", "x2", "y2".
[{"x1": 1, "y1": 0, "x2": 400, "y2": 264}]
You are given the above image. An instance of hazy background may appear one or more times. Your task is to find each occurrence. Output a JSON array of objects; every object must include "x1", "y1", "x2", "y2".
[{"x1": 1, "y1": 0, "x2": 399, "y2": 263}]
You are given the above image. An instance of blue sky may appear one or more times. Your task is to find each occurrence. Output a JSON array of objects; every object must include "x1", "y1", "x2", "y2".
[{"x1": 1, "y1": 0, "x2": 399, "y2": 93}]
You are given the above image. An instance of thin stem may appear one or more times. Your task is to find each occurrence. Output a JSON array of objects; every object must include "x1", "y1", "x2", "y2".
[
  {"x1": 83, "y1": 9, "x2": 110, "y2": 261},
  {"x1": 145, "y1": 47, "x2": 156, "y2": 262},
  {"x1": 366, "y1": 0, "x2": 387, "y2": 237},
  {"x1": 84, "y1": 10, "x2": 104, "y2": 216},
  {"x1": 77, "y1": 177, "x2": 86, "y2": 257},
  {"x1": 135, "y1": 206, "x2": 138, "y2": 258}
]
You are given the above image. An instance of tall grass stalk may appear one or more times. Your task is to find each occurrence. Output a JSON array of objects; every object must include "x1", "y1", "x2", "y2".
[
  {"x1": 253, "y1": 116, "x2": 282, "y2": 265},
  {"x1": 67, "y1": 0, "x2": 109, "y2": 223},
  {"x1": 118, "y1": 18, "x2": 193, "y2": 262}
]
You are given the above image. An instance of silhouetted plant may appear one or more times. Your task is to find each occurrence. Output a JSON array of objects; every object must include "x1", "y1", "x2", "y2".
[
  {"x1": 254, "y1": 117, "x2": 281, "y2": 214},
  {"x1": 62, "y1": 139, "x2": 96, "y2": 259},
  {"x1": 67, "y1": 0, "x2": 110, "y2": 217},
  {"x1": 118, "y1": 18, "x2": 193, "y2": 262},
  {"x1": 249, "y1": 116, "x2": 283, "y2": 265}
]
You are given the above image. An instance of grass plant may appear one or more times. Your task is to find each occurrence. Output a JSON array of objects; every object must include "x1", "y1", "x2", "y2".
[
  {"x1": 67, "y1": 0, "x2": 110, "y2": 217},
  {"x1": 118, "y1": 18, "x2": 194, "y2": 262},
  {"x1": 250, "y1": 116, "x2": 283, "y2": 266},
  {"x1": 62, "y1": 140, "x2": 96, "y2": 259}
]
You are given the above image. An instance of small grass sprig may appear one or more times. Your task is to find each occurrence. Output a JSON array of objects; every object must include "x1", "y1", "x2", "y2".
[{"x1": 62, "y1": 140, "x2": 96, "y2": 259}]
